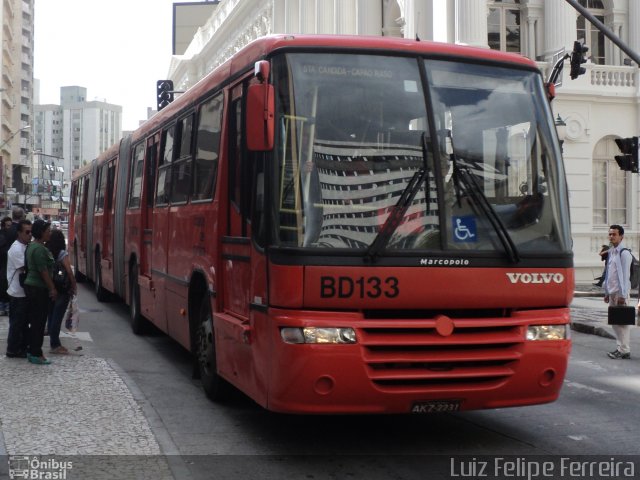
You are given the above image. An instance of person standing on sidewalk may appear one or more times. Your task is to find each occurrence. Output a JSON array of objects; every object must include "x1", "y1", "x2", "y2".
[
  {"x1": 24, "y1": 219, "x2": 56, "y2": 365},
  {"x1": 603, "y1": 224, "x2": 633, "y2": 359},
  {"x1": 46, "y1": 229, "x2": 76, "y2": 355},
  {"x1": 4, "y1": 219, "x2": 32, "y2": 358},
  {"x1": 0, "y1": 215, "x2": 15, "y2": 315}
]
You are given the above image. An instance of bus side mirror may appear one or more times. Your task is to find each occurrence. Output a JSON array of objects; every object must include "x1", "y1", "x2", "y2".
[{"x1": 246, "y1": 61, "x2": 275, "y2": 151}]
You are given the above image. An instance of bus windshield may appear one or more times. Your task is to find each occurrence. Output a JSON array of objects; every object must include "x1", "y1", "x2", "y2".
[{"x1": 272, "y1": 53, "x2": 570, "y2": 256}]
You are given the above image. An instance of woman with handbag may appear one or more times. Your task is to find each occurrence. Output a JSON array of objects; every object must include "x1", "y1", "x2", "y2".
[
  {"x1": 24, "y1": 219, "x2": 56, "y2": 365},
  {"x1": 46, "y1": 229, "x2": 77, "y2": 354}
]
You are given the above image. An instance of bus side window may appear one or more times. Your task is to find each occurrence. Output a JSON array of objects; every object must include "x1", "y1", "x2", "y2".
[
  {"x1": 75, "y1": 178, "x2": 81, "y2": 214},
  {"x1": 156, "y1": 126, "x2": 175, "y2": 206},
  {"x1": 106, "y1": 162, "x2": 116, "y2": 211},
  {"x1": 128, "y1": 143, "x2": 145, "y2": 209},
  {"x1": 74, "y1": 179, "x2": 81, "y2": 215},
  {"x1": 94, "y1": 166, "x2": 103, "y2": 213},
  {"x1": 81, "y1": 177, "x2": 89, "y2": 218},
  {"x1": 146, "y1": 141, "x2": 158, "y2": 208},
  {"x1": 170, "y1": 114, "x2": 194, "y2": 204},
  {"x1": 193, "y1": 94, "x2": 223, "y2": 201},
  {"x1": 229, "y1": 98, "x2": 243, "y2": 213},
  {"x1": 99, "y1": 163, "x2": 110, "y2": 212}
]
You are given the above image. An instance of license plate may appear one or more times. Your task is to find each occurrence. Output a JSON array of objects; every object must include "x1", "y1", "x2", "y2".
[{"x1": 411, "y1": 400, "x2": 461, "y2": 414}]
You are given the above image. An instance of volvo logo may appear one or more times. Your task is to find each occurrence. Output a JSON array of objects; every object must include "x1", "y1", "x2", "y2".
[{"x1": 506, "y1": 272, "x2": 565, "y2": 284}]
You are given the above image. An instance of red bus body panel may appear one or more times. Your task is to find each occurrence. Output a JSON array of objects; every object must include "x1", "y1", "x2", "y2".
[{"x1": 266, "y1": 307, "x2": 570, "y2": 413}]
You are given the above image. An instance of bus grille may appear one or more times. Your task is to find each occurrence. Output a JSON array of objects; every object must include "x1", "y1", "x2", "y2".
[{"x1": 359, "y1": 321, "x2": 524, "y2": 391}]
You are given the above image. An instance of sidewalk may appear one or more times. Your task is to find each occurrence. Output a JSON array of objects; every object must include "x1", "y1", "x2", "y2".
[{"x1": 0, "y1": 309, "x2": 176, "y2": 479}]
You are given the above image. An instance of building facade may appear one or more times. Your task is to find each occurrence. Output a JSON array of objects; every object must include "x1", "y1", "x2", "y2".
[
  {"x1": 0, "y1": 0, "x2": 34, "y2": 201},
  {"x1": 166, "y1": 0, "x2": 640, "y2": 283},
  {"x1": 34, "y1": 86, "x2": 122, "y2": 186}
]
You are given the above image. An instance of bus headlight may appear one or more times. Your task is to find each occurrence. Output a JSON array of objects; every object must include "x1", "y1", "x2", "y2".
[
  {"x1": 280, "y1": 327, "x2": 357, "y2": 344},
  {"x1": 526, "y1": 325, "x2": 569, "y2": 341}
]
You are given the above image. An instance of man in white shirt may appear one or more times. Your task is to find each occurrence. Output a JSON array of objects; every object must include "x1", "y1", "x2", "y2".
[
  {"x1": 603, "y1": 224, "x2": 633, "y2": 359},
  {"x1": 5, "y1": 219, "x2": 31, "y2": 358}
]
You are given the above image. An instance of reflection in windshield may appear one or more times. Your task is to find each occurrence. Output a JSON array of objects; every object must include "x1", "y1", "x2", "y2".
[
  {"x1": 272, "y1": 53, "x2": 570, "y2": 255},
  {"x1": 426, "y1": 59, "x2": 568, "y2": 253}
]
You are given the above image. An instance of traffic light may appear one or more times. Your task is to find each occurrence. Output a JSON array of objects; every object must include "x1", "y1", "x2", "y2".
[
  {"x1": 569, "y1": 41, "x2": 589, "y2": 80},
  {"x1": 156, "y1": 80, "x2": 174, "y2": 111},
  {"x1": 614, "y1": 137, "x2": 639, "y2": 173}
]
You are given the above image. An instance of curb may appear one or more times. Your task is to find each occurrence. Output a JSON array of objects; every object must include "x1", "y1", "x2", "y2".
[
  {"x1": 570, "y1": 320, "x2": 616, "y2": 339},
  {"x1": 574, "y1": 291, "x2": 604, "y2": 298}
]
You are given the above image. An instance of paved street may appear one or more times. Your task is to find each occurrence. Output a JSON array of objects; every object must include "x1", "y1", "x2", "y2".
[{"x1": 0, "y1": 283, "x2": 638, "y2": 480}]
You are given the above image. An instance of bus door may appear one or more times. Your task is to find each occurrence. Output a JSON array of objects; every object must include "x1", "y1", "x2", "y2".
[
  {"x1": 150, "y1": 126, "x2": 176, "y2": 333},
  {"x1": 218, "y1": 81, "x2": 269, "y2": 399},
  {"x1": 77, "y1": 177, "x2": 89, "y2": 275},
  {"x1": 96, "y1": 161, "x2": 116, "y2": 292},
  {"x1": 137, "y1": 134, "x2": 159, "y2": 323},
  {"x1": 103, "y1": 161, "x2": 116, "y2": 267}
]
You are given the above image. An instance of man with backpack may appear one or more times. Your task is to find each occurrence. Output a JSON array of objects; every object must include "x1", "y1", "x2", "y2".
[{"x1": 603, "y1": 224, "x2": 633, "y2": 359}]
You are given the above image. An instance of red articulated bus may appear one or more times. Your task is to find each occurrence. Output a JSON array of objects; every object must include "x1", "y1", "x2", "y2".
[{"x1": 69, "y1": 34, "x2": 573, "y2": 414}]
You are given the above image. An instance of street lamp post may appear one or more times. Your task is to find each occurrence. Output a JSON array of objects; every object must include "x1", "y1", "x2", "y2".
[
  {"x1": 0, "y1": 124, "x2": 30, "y2": 151},
  {"x1": 555, "y1": 114, "x2": 567, "y2": 152}
]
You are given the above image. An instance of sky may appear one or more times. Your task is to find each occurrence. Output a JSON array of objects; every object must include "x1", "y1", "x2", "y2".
[{"x1": 34, "y1": 0, "x2": 178, "y2": 131}]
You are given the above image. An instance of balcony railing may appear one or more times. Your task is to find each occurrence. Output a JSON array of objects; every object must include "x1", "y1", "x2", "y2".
[
  {"x1": 537, "y1": 61, "x2": 637, "y2": 95},
  {"x1": 590, "y1": 64, "x2": 636, "y2": 87}
]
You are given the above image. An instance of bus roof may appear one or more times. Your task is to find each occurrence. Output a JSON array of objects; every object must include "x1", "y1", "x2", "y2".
[{"x1": 241, "y1": 34, "x2": 538, "y2": 68}]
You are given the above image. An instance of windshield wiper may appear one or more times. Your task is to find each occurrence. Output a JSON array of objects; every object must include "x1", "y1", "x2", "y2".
[
  {"x1": 366, "y1": 132, "x2": 431, "y2": 262},
  {"x1": 451, "y1": 153, "x2": 520, "y2": 264}
]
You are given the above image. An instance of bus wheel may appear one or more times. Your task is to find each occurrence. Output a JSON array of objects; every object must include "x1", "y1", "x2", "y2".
[
  {"x1": 95, "y1": 254, "x2": 109, "y2": 302},
  {"x1": 130, "y1": 264, "x2": 146, "y2": 335},
  {"x1": 73, "y1": 248, "x2": 86, "y2": 283},
  {"x1": 196, "y1": 297, "x2": 230, "y2": 401}
]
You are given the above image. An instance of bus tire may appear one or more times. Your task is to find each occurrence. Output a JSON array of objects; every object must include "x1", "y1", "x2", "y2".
[
  {"x1": 94, "y1": 253, "x2": 109, "y2": 302},
  {"x1": 130, "y1": 264, "x2": 146, "y2": 335},
  {"x1": 196, "y1": 296, "x2": 230, "y2": 401},
  {"x1": 73, "y1": 247, "x2": 86, "y2": 283}
]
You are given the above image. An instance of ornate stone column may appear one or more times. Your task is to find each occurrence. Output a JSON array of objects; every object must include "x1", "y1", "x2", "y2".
[
  {"x1": 612, "y1": 20, "x2": 623, "y2": 65},
  {"x1": 407, "y1": 0, "x2": 451, "y2": 42},
  {"x1": 285, "y1": 0, "x2": 300, "y2": 33},
  {"x1": 299, "y1": 0, "x2": 315, "y2": 33},
  {"x1": 335, "y1": 0, "x2": 357, "y2": 34},
  {"x1": 628, "y1": 1, "x2": 640, "y2": 60},
  {"x1": 456, "y1": 0, "x2": 488, "y2": 48},
  {"x1": 272, "y1": 0, "x2": 286, "y2": 33},
  {"x1": 523, "y1": 0, "x2": 544, "y2": 60},
  {"x1": 316, "y1": 0, "x2": 334, "y2": 33},
  {"x1": 543, "y1": 0, "x2": 576, "y2": 60},
  {"x1": 357, "y1": 0, "x2": 382, "y2": 35}
]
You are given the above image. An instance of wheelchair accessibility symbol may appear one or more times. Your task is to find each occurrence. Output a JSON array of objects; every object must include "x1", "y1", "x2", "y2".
[{"x1": 453, "y1": 216, "x2": 477, "y2": 242}]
